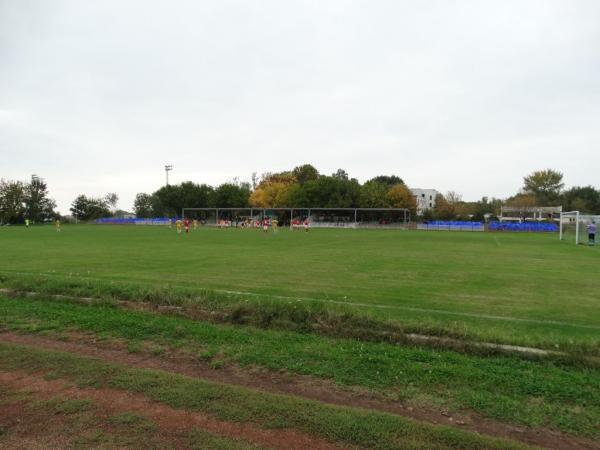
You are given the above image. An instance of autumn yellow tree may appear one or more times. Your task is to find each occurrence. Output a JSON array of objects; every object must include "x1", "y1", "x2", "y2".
[
  {"x1": 249, "y1": 172, "x2": 297, "y2": 207},
  {"x1": 504, "y1": 193, "x2": 538, "y2": 207},
  {"x1": 386, "y1": 183, "x2": 417, "y2": 215}
]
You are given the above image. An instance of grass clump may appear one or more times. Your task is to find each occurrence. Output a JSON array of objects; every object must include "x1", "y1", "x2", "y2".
[
  {"x1": 187, "y1": 429, "x2": 264, "y2": 450},
  {"x1": 47, "y1": 397, "x2": 93, "y2": 415},
  {"x1": 109, "y1": 412, "x2": 157, "y2": 433}
]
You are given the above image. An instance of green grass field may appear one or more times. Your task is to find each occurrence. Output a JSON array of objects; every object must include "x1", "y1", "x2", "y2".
[
  {"x1": 1, "y1": 224, "x2": 599, "y2": 352},
  {"x1": 1, "y1": 224, "x2": 599, "y2": 446}
]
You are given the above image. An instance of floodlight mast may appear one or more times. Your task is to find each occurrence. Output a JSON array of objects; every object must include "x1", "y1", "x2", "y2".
[{"x1": 165, "y1": 165, "x2": 173, "y2": 186}]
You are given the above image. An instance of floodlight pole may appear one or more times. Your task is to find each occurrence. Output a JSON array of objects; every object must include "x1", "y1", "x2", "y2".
[{"x1": 165, "y1": 165, "x2": 173, "y2": 186}]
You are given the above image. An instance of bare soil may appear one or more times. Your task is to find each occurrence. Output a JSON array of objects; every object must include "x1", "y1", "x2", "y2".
[
  {"x1": 1, "y1": 331, "x2": 598, "y2": 450},
  {"x1": 0, "y1": 370, "x2": 341, "y2": 450}
]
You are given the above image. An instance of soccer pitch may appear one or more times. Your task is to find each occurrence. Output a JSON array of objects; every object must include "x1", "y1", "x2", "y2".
[{"x1": 1, "y1": 224, "x2": 599, "y2": 352}]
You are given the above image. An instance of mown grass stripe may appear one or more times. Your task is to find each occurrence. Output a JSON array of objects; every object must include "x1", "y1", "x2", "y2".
[
  {"x1": 3, "y1": 269, "x2": 600, "y2": 330},
  {"x1": 1, "y1": 272, "x2": 599, "y2": 357}
]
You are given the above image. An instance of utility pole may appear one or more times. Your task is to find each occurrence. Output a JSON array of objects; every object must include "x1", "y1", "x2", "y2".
[{"x1": 165, "y1": 165, "x2": 173, "y2": 186}]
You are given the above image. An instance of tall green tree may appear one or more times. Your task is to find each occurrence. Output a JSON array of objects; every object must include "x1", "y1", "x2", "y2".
[
  {"x1": 70, "y1": 195, "x2": 111, "y2": 221},
  {"x1": 561, "y1": 186, "x2": 600, "y2": 214},
  {"x1": 293, "y1": 176, "x2": 361, "y2": 208},
  {"x1": 292, "y1": 164, "x2": 319, "y2": 185},
  {"x1": 0, "y1": 179, "x2": 26, "y2": 224},
  {"x1": 359, "y1": 180, "x2": 389, "y2": 208},
  {"x1": 367, "y1": 175, "x2": 404, "y2": 187},
  {"x1": 151, "y1": 182, "x2": 215, "y2": 216},
  {"x1": 24, "y1": 176, "x2": 56, "y2": 222},
  {"x1": 133, "y1": 193, "x2": 154, "y2": 218},
  {"x1": 214, "y1": 182, "x2": 251, "y2": 208},
  {"x1": 105, "y1": 193, "x2": 119, "y2": 213},
  {"x1": 523, "y1": 169, "x2": 564, "y2": 204},
  {"x1": 332, "y1": 169, "x2": 349, "y2": 180}
]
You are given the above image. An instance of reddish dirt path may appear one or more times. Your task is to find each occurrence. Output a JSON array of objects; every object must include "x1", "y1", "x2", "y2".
[
  {"x1": 1, "y1": 332, "x2": 597, "y2": 450},
  {"x1": 0, "y1": 370, "x2": 342, "y2": 450},
  {"x1": 0, "y1": 382, "x2": 190, "y2": 450}
]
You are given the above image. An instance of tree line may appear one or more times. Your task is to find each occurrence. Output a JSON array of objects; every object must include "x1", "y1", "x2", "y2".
[
  {"x1": 2, "y1": 167, "x2": 599, "y2": 223},
  {"x1": 132, "y1": 165, "x2": 417, "y2": 218},
  {"x1": 430, "y1": 169, "x2": 600, "y2": 221}
]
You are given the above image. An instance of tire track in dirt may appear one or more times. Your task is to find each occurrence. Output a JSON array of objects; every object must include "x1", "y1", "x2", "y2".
[
  {"x1": 1, "y1": 332, "x2": 596, "y2": 450},
  {"x1": 0, "y1": 370, "x2": 342, "y2": 450}
]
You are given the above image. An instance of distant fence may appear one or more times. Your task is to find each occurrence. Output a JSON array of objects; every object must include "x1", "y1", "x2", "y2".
[
  {"x1": 95, "y1": 218, "x2": 172, "y2": 225},
  {"x1": 488, "y1": 222, "x2": 558, "y2": 232},
  {"x1": 417, "y1": 221, "x2": 484, "y2": 232},
  {"x1": 94, "y1": 217, "x2": 559, "y2": 233}
]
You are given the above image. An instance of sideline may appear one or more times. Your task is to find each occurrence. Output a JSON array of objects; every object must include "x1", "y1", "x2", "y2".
[
  {"x1": 1, "y1": 269, "x2": 600, "y2": 331},
  {"x1": 3, "y1": 287, "x2": 600, "y2": 363}
]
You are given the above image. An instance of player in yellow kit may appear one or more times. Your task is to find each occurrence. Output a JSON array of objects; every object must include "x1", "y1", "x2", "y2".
[
  {"x1": 176, "y1": 219, "x2": 182, "y2": 234},
  {"x1": 55, "y1": 218, "x2": 61, "y2": 232}
]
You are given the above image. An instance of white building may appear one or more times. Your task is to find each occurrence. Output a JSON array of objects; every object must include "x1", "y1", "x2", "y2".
[{"x1": 410, "y1": 188, "x2": 439, "y2": 215}]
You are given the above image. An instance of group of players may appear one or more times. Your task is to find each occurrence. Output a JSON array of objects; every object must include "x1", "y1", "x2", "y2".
[
  {"x1": 171, "y1": 217, "x2": 310, "y2": 234},
  {"x1": 24, "y1": 218, "x2": 61, "y2": 232}
]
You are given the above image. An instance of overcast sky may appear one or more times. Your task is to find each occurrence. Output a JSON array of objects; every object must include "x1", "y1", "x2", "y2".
[{"x1": 1, "y1": 0, "x2": 599, "y2": 214}]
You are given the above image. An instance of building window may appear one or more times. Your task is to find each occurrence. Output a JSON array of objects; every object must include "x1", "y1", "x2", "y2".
[
  {"x1": 429, "y1": 203, "x2": 432, "y2": 207},
  {"x1": 429, "y1": 195, "x2": 432, "y2": 200},
  {"x1": 422, "y1": 193, "x2": 425, "y2": 198}
]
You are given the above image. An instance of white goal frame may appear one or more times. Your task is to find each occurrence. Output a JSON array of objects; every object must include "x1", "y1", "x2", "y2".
[
  {"x1": 559, "y1": 211, "x2": 600, "y2": 244},
  {"x1": 181, "y1": 207, "x2": 411, "y2": 228}
]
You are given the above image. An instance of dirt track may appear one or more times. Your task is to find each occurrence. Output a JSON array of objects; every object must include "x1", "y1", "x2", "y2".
[
  {"x1": 1, "y1": 332, "x2": 597, "y2": 450},
  {"x1": 0, "y1": 370, "x2": 342, "y2": 450}
]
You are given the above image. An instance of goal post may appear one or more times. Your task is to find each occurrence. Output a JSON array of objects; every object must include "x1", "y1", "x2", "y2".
[
  {"x1": 181, "y1": 207, "x2": 411, "y2": 228},
  {"x1": 560, "y1": 211, "x2": 600, "y2": 245}
]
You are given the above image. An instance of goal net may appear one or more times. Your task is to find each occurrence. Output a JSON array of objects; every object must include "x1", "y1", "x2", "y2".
[
  {"x1": 560, "y1": 211, "x2": 600, "y2": 245},
  {"x1": 181, "y1": 207, "x2": 410, "y2": 228},
  {"x1": 182, "y1": 208, "x2": 257, "y2": 227}
]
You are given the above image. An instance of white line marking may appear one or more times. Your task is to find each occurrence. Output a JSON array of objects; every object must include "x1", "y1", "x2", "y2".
[{"x1": 1, "y1": 269, "x2": 599, "y2": 330}]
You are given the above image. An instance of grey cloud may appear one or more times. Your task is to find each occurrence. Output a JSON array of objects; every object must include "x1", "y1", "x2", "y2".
[{"x1": 1, "y1": 0, "x2": 599, "y2": 213}]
